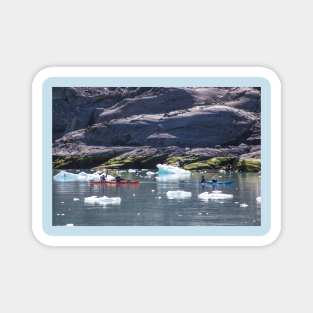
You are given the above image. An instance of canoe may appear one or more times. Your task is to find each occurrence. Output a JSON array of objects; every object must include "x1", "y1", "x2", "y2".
[
  {"x1": 89, "y1": 180, "x2": 140, "y2": 185},
  {"x1": 202, "y1": 180, "x2": 234, "y2": 185}
]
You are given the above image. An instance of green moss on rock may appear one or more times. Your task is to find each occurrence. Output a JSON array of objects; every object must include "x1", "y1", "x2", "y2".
[
  {"x1": 166, "y1": 155, "x2": 200, "y2": 166},
  {"x1": 184, "y1": 157, "x2": 236, "y2": 170},
  {"x1": 237, "y1": 158, "x2": 261, "y2": 172},
  {"x1": 53, "y1": 155, "x2": 110, "y2": 169},
  {"x1": 96, "y1": 153, "x2": 168, "y2": 170}
]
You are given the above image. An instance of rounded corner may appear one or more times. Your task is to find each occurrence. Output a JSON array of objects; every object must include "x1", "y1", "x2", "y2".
[
  {"x1": 256, "y1": 66, "x2": 282, "y2": 88},
  {"x1": 258, "y1": 224, "x2": 282, "y2": 247},
  {"x1": 32, "y1": 224, "x2": 56, "y2": 247},
  {"x1": 32, "y1": 66, "x2": 58, "y2": 90}
]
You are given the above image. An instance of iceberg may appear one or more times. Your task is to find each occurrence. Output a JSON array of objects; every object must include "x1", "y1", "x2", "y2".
[
  {"x1": 157, "y1": 164, "x2": 191, "y2": 176},
  {"x1": 146, "y1": 171, "x2": 155, "y2": 176},
  {"x1": 166, "y1": 190, "x2": 192, "y2": 199},
  {"x1": 84, "y1": 195, "x2": 121, "y2": 206},
  {"x1": 198, "y1": 191, "x2": 233, "y2": 200},
  {"x1": 156, "y1": 174, "x2": 189, "y2": 182},
  {"x1": 54, "y1": 170, "x2": 101, "y2": 182},
  {"x1": 54, "y1": 170, "x2": 117, "y2": 182},
  {"x1": 256, "y1": 196, "x2": 261, "y2": 203},
  {"x1": 156, "y1": 164, "x2": 191, "y2": 182}
]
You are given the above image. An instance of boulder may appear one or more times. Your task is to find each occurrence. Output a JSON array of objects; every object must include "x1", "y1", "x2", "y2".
[{"x1": 56, "y1": 105, "x2": 256, "y2": 148}]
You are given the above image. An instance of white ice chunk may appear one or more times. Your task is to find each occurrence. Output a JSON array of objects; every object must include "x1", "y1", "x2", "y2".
[
  {"x1": 146, "y1": 171, "x2": 155, "y2": 176},
  {"x1": 66, "y1": 224, "x2": 74, "y2": 227},
  {"x1": 54, "y1": 170, "x2": 101, "y2": 182},
  {"x1": 156, "y1": 174, "x2": 189, "y2": 182},
  {"x1": 240, "y1": 203, "x2": 249, "y2": 207},
  {"x1": 73, "y1": 198, "x2": 80, "y2": 201},
  {"x1": 54, "y1": 170, "x2": 79, "y2": 182},
  {"x1": 166, "y1": 190, "x2": 192, "y2": 199},
  {"x1": 105, "y1": 174, "x2": 116, "y2": 181},
  {"x1": 198, "y1": 192, "x2": 233, "y2": 200},
  {"x1": 256, "y1": 196, "x2": 261, "y2": 203},
  {"x1": 84, "y1": 195, "x2": 121, "y2": 206}
]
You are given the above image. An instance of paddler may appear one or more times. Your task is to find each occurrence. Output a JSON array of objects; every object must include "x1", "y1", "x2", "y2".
[
  {"x1": 200, "y1": 175, "x2": 206, "y2": 184},
  {"x1": 100, "y1": 170, "x2": 108, "y2": 182}
]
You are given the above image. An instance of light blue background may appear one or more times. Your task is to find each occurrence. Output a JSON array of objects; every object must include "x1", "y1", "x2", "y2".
[{"x1": 43, "y1": 77, "x2": 270, "y2": 236}]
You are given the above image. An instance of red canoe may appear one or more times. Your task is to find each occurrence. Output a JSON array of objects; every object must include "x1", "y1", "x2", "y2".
[{"x1": 89, "y1": 180, "x2": 140, "y2": 185}]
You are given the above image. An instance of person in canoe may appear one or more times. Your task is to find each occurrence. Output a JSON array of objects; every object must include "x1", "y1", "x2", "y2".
[
  {"x1": 200, "y1": 175, "x2": 206, "y2": 184},
  {"x1": 115, "y1": 175, "x2": 122, "y2": 183},
  {"x1": 100, "y1": 170, "x2": 108, "y2": 182}
]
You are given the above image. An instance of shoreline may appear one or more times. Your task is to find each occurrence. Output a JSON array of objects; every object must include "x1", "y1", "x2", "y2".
[{"x1": 53, "y1": 153, "x2": 261, "y2": 173}]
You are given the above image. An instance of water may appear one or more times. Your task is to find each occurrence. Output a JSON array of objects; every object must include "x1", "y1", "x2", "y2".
[{"x1": 53, "y1": 170, "x2": 261, "y2": 226}]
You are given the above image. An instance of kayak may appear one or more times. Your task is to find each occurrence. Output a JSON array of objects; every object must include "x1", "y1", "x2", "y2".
[
  {"x1": 202, "y1": 180, "x2": 234, "y2": 185},
  {"x1": 89, "y1": 180, "x2": 140, "y2": 185}
]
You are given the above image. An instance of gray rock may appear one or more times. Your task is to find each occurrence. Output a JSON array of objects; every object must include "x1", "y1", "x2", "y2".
[{"x1": 56, "y1": 105, "x2": 256, "y2": 148}]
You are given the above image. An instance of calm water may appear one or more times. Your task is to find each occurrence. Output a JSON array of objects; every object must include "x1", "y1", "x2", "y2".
[{"x1": 53, "y1": 170, "x2": 261, "y2": 226}]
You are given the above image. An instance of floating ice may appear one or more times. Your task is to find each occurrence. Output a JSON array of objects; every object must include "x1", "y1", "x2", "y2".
[
  {"x1": 146, "y1": 171, "x2": 155, "y2": 176},
  {"x1": 66, "y1": 224, "x2": 74, "y2": 227},
  {"x1": 84, "y1": 195, "x2": 121, "y2": 206},
  {"x1": 128, "y1": 169, "x2": 136, "y2": 173},
  {"x1": 103, "y1": 174, "x2": 116, "y2": 181},
  {"x1": 166, "y1": 190, "x2": 192, "y2": 199},
  {"x1": 157, "y1": 164, "x2": 191, "y2": 176},
  {"x1": 156, "y1": 174, "x2": 189, "y2": 182},
  {"x1": 54, "y1": 170, "x2": 101, "y2": 182},
  {"x1": 198, "y1": 191, "x2": 233, "y2": 200},
  {"x1": 240, "y1": 203, "x2": 249, "y2": 208},
  {"x1": 73, "y1": 198, "x2": 80, "y2": 201},
  {"x1": 256, "y1": 196, "x2": 261, "y2": 203}
]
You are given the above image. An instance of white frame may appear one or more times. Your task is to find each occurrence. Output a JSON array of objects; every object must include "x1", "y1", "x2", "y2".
[{"x1": 32, "y1": 66, "x2": 281, "y2": 246}]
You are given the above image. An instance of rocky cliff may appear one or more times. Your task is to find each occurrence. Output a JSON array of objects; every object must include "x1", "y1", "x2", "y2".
[{"x1": 53, "y1": 87, "x2": 261, "y2": 171}]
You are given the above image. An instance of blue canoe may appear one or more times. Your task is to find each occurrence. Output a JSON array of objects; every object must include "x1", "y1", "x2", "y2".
[{"x1": 201, "y1": 180, "x2": 234, "y2": 186}]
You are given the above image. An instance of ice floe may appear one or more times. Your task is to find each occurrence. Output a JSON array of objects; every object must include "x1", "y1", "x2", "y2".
[
  {"x1": 54, "y1": 170, "x2": 99, "y2": 182},
  {"x1": 84, "y1": 195, "x2": 121, "y2": 206},
  {"x1": 256, "y1": 196, "x2": 261, "y2": 203},
  {"x1": 146, "y1": 171, "x2": 155, "y2": 176},
  {"x1": 198, "y1": 191, "x2": 233, "y2": 200},
  {"x1": 73, "y1": 198, "x2": 80, "y2": 201},
  {"x1": 166, "y1": 190, "x2": 192, "y2": 199},
  {"x1": 54, "y1": 170, "x2": 116, "y2": 182}
]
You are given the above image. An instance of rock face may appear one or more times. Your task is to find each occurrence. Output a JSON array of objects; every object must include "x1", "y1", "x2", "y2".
[{"x1": 53, "y1": 87, "x2": 261, "y2": 170}]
